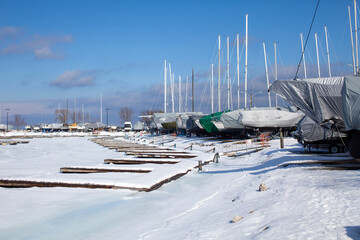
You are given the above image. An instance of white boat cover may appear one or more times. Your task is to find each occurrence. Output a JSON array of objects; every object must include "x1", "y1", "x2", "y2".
[
  {"x1": 153, "y1": 112, "x2": 203, "y2": 130},
  {"x1": 237, "y1": 107, "x2": 304, "y2": 128},
  {"x1": 133, "y1": 121, "x2": 144, "y2": 131},
  {"x1": 152, "y1": 113, "x2": 177, "y2": 129},
  {"x1": 220, "y1": 110, "x2": 244, "y2": 130}
]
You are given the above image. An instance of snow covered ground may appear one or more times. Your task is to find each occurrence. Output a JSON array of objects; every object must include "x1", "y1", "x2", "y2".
[{"x1": 0, "y1": 133, "x2": 359, "y2": 239}]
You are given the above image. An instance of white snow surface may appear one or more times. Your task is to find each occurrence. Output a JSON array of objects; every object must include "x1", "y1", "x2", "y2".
[{"x1": 0, "y1": 132, "x2": 359, "y2": 239}]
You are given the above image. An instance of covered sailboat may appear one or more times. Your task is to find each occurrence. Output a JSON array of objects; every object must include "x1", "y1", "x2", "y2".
[
  {"x1": 199, "y1": 111, "x2": 230, "y2": 133},
  {"x1": 175, "y1": 112, "x2": 204, "y2": 130},
  {"x1": 269, "y1": 76, "x2": 360, "y2": 158},
  {"x1": 236, "y1": 107, "x2": 304, "y2": 129}
]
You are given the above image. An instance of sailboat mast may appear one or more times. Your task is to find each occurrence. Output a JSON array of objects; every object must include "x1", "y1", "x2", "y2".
[
  {"x1": 324, "y1": 25, "x2": 331, "y2": 77},
  {"x1": 300, "y1": 33, "x2": 307, "y2": 79},
  {"x1": 186, "y1": 76, "x2": 188, "y2": 112},
  {"x1": 100, "y1": 93, "x2": 102, "y2": 123},
  {"x1": 218, "y1": 35, "x2": 221, "y2": 112},
  {"x1": 245, "y1": 14, "x2": 248, "y2": 108},
  {"x1": 355, "y1": 0, "x2": 359, "y2": 73},
  {"x1": 192, "y1": 68, "x2": 194, "y2": 112},
  {"x1": 237, "y1": 33, "x2": 240, "y2": 109},
  {"x1": 274, "y1": 42, "x2": 278, "y2": 107},
  {"x1": 179, "y1": 75, "x2": 182, "y2": 113},
  {"x1": 315, "y1": 32, "x2": 321, "y2": 78},
  {"x1": 349, "y1": 5, "x2": 357, "y2": 75},
  {"x1": 172, "y1": 73, "x2": 175, "y2": 113},
  {"x1": 227, "y1": 36, "x2": 230, "y2": 110},
  {"x1": 211, "y1": 64, "x2": 214, "y2": 113},
  {"x1": 263, "y1": 43, "x2": 271, "y2": 107},
  {"x1": 164, "y1": 59, "x2": 167, "y2": 113}
]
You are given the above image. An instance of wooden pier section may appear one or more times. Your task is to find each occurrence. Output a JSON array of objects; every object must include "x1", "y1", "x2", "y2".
[
  {"x1": 104, "y1": 158, "x2": 179, "y2": 165},
  {"x1": 60, "y1": 167, "x2": 152, "y2": 173},
  {"x1": 0, "y1": 140, "x2": 30, "y2": 146}
]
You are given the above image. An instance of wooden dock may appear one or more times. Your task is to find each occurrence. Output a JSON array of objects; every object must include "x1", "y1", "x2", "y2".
[
  {"x1": 104, "y1": 158, "x2": 179, "y2": 165},
  {"x1": 0, "y1": 170, "x2": 191, "y2": 192},
  {"x1": 125, "y1": 150, "x2": 189, "y2": 155},
  {"x1": 0, "y1": 140, "x2": 30, "y2": 146},
  {"x1": 0, "y1": 179, "x2": 148, "y2": 191},
  {"x1": 60, "y1": 167, "x2": 152, "y2": 173},
  {"x1": 133, "y1": 153, "x2": 197, "y2": 158}
]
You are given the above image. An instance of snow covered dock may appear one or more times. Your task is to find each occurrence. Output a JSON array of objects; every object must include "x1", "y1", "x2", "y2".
[{"x1": 0, "y1": 133, "x2": 360, "y2": 239}]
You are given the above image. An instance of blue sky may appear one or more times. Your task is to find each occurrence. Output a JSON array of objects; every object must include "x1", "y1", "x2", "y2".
[{"x1": 0, "y1": 0, "x2": 356, "y2": 125}]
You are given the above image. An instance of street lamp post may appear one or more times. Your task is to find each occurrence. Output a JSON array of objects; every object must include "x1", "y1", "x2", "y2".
[{"x1": 5, "y1": 109, "x2": 10, "y2": 132}]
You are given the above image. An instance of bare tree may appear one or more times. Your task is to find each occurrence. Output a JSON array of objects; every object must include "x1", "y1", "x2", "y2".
[
  {"x1": 118, "y1": 107, "x2": 133, "y2": 124},
  {"x1": 11, "y1": 114, "x2": 26, "y2": 130},
  {"x1": 55, "y1": 109, "x2": 69, "y2": 124}
]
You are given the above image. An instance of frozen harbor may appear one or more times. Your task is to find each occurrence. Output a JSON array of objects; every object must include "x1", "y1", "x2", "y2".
[{"x1": 0, "y1": 133, "x2": 359, "y2": 239}]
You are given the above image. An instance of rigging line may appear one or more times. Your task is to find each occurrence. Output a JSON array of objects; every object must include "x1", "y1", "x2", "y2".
[
  {"x1": 328, "y1": 31, "x2": 344, "y2": 76},
  {"x1": 150, "y1": 63, "x2": 165, "y2": 112},
  {"x1": 318, "y1": 31, "x2": 328, "y2": 71},
  {"x1": 198, "y1": 81, "x2": 209, "y2": 113},
  {"x1": 307, "y1": 43, "x2": 318, "y2": 78},
  {"x1": 210, "y1": 38, "x2": 218, "y2": 69},
  {"x1": 294, "y1": 0, "x2": 321, "y2": 80},
  {"x1": 277, "y1": 47, "x2": 290, "y2": 79}
]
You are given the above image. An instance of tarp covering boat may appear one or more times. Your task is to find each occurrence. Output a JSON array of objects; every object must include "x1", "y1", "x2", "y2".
[
  {"x1": 269, "y1": 77, "x2": 344, "y2": 127},
  {"x1": 133, "y1": 121, "x2": 144, "y2": 131},
  {"x1": 220, "y1": 110, "x2": 244, "y2": 130},
  {"x1": 176, "y1": 113, "x2": 204, "y2": 130},
  {"x1": 293, "y1": 116, "x2": 346, "y2": 143},
  {"x1": 269, "y1": 76, "x2": 360, "y2": 158},
  {"x1": 153, "y1": 112, "x2": 203, "y2": 130},
  {"x1": 237, "y1": 107, "x2": 304, "y2": 129},
  {"x1": 219, "y1": 107, "x2": 303, "y2": 131},
  {"x1": 186, "y1": 114, "x2": 206, "y2": 132},
  {"x1": 199, "y1": 111, "x2": 230, "y2": 133},
  {"x1": 341, "y1": 76, "x2": 360, "y2": 131},
  {"x1": 152, "y1": 113, "x2": 177, "y2": 130}
]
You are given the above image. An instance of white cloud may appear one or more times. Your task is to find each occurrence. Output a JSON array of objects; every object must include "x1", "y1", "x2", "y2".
[
  {"x1": 0, "y1": 31, "x2": 72, "y2": 60},
  {"x1": 50, "y1": 70, "x2": 96, "y2": 88},
  {"x1": 0, "y1": 26, "x2": 22, "y2": 39},
  {"x1": 34, "y1": 46, "x2": 62, "y2": 59}
]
